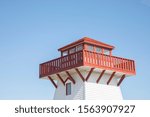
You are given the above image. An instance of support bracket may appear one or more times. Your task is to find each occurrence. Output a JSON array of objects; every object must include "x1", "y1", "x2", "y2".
[
  {"x1": 56, "y1": 74, "x2": 65, "y2": 85},
  {"x1": 65, "y1": 71, "x2": 75, "y2": 84},
  {"x1": 48, "y1": 76, "x2": 57, "y2": 88},
  {"x1": 86, "y1": 68, "x2": 95, "y2": 81},
  {"x1": 96, "y1": 70, "x2": 106, "y2": 83},
  {"x1": 117, "y1": 74, "x2": 126, "y2": 86},
  {"x1": 75, "y1": 68, "x2": 85, "y2": 82},
  {"x1": 107, "y1": 72, "x2": 116, "y2": 85}
]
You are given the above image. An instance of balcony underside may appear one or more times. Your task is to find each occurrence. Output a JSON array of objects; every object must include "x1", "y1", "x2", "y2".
[
  {"x1": 40, "y1": 50, "x2": 136, "y2": 78},
  {"x1": 41, "y1": 66, "x2": 132, "y2": 80},
  {"x1": 41, "y1": 66, "x2": 127, "y2": 87}
]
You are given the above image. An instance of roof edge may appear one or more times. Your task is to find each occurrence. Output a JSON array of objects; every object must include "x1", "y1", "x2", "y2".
[{"x1": 58, "y1": 37, "x2": 115, "y2": 51}]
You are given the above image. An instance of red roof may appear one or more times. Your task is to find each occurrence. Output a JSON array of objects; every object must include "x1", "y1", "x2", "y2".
[{"x1": 58, "y1": 37, "x2": 115, "y2": 51}]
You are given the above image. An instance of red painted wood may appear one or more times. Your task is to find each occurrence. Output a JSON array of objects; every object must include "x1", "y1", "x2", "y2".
[
  {"x1": 58, "y1": 37, "x2": 114, "y2": 52},
  {"x1": 117, "y1": 74, "x2": 125, "y2": 86},
  {"x1": 40, "y1": 50, "x2": 135, "y2": 78},
  {"x1": 107, "y1": 72, "x2": 116, "y2": 85},
  {"x1": 96, "y1": 70, "x2": 106, "y2": 83},
  {"x1": 56, "y1": 74, "x2": 65, "y2": 85},
  {"x1": 86, "y1": 68, "x2": 95, "y2": 81},
  {"x1": 48, "y1": 76, "x2": 57, "y2": 88},
  {"x1": 75, "y1": 68, "x2": 85, "y2": 82},
  {"x1": 66, "y1": 71, "x2": 75, "y2": 84},
  {"x1": 64, "y1": 77, "x2": 70, "y2": 83}
]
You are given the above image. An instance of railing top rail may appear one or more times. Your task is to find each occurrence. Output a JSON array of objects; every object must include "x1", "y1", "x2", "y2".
[
  {"x1": 40, "y1": 50, "x2": 83, "y2": 65},
  {"x1": 83, "y1": 50, "x2": 135, "y2": 61},
  {"x1": 40, "y1": 50, "x2": 135, "y2": 66},
  {"x1": 40, "y1": 49, "x2": 135, "y2": 77}
]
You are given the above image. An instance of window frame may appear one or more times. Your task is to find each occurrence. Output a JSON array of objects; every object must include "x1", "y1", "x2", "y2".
[
  {"x1": 103, "y1": 48, "x2": 110, "y2": 55},
  {"x1": 66, "y1": 82, "x2": 71, "y2": 96},
  {"x1": 88, "y1": 45, "x2": 94, "y2": 52},
  {"x1": 76, "y1": 44, "x2": 83, "y2": 51},
  {"x1": 69, "y1": 47, "x2": 76, "y2": 54},
  {"x1": 95, "y1": 47, "x2": 102, "y2": 53},
  {"x1": 62, "y1": 50, "x2": 68, "y2": 56}
]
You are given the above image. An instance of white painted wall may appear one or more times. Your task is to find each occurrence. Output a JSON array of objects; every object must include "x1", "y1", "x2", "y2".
[
  {"x1": 53, "y1": 69, "x2": 123, "y2": 100},
  {"x1": 85, "y1": 82, "x2": 122, "y2": 100},
  {"x1": 54, "y1": 72, "x2": 84, "y2": 100},
  {"x1": 83, "y1": 70, "x2": 122, "y2": 100}
]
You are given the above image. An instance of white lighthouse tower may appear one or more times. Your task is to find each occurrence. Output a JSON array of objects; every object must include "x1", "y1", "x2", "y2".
[{"x1": 39, "y1": 37, "x2": 136, "y2": 100}]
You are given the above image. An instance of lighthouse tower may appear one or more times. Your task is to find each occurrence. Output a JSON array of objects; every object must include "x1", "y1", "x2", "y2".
[{"x1": 39, "y1": 37, "x2": 136, "y2": 100}]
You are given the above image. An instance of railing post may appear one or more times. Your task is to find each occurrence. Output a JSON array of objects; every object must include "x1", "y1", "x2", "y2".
[
  {"x1": 101, "y1": 53, "x2": 103, "y2": 66},
  {"x1": 122, "y1": 58, "x2": 124, "y2": 70},
  {"x1": 127, "y1": 60, "x2": 129, "y2": 71},
  {"x1": 133, "y1": 60, "x2": 135, "y2": 72},
  {"x1": 83, "y1": 50, "x2": 85, "y2": 65},
  {"x1": 110, "y1": 55, "x2": 112, "y2": 68}
]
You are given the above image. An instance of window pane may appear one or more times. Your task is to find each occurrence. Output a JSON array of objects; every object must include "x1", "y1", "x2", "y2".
[
  {"x1": 104, "y1": 49, "x2": 109, "y2": 55},
  {"x1": 62, "y1": 51, "x2": 68, "y2": 56},
  {"x1": 88, "y1": 45, "x2": 94, "y2": 51},
  {"x1": 66, "y1": 83, "x2": 71, "y2": 95},
  {"x1": 69, "y1": 48, "x2": 76, "y2": 54},
  {"x1": 96, "y1": 47, "x2": 102, "y2": 53},
  {"x1": 76, "y1": 45, "x2": 83, "y2": 51}
]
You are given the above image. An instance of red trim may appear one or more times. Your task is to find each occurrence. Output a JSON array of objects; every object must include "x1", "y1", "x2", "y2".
[
  {"x1": 66, "y1": 71, "x2": 75, "y2": 84},
  {"x1": 86, "y1": 68, "x2": 95, "y2": 81},
  {"x1": 56, "y1": 74, "x2": 65, "y2": 85},
  {"x1": 110, "y1": 50, "x2": 112, "y2": 56},
  {"x1": 58, "y1": 37, "x2": 114, "y2": 51},
  {"x1": 75, "y1": 68, "x2": 85, "y2": 82},
  {"x1": 64, "y1": 77, "x2": 70, "y2": 83},
  {"x1": 117, "y1": 74, "x2": 126, "y2": 86},
  {"x1": 40, "y1": 50, "x2": 136, "y2": 78},
  {"x1": 102, "y1": 48, "x2": 104, "y2": 54},
  {"x1": 48, "y1": 76, "x2": 57, "y2": 88},
  {"x1": 107, "y1": 72, "x2": 116, "y2": 85},
  {"x1": 96, "y1": 70, "x2": 105, "y2": 83}
]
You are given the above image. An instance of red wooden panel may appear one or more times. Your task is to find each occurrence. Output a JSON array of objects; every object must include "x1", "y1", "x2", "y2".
[{"x1": 40, "y1": 50, "x2": 136, "y2": 77}]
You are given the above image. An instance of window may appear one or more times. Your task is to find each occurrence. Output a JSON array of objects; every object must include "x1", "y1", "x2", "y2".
[
  {"x1": 69, "y1": 47, "x2": 76, "y2": 54},
  {"x1": 66, "y1": 83, "x2": 71, "y2": 95},
  {"x1": 104, "y1": 49, "x2": 110, "y2": 55},
  {"x1": 62, "y1": 51, "x2": 68, "y2": 56},
  {"x1": 76, "y1": 44, "x2": 83, "y2": 51},
  {"x1": 88, "y1": 45, "x2": 94, "y2": 51},
  {"x1": 96, "y1": 47, "x2": 102, "y2": 53}
]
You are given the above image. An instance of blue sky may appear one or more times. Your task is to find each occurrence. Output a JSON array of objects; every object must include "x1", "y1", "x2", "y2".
[{"x1": 0, "y1": 0, "x2": 150, "y2": 99}]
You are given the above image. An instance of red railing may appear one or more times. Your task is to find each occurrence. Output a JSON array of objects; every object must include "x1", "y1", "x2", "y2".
[
  {"x1": 40, "y1": 50, "x2": 135, "y2": 77},
  {"x1": 83, "y1": 50, "x2": 135, "y2": 74},
  {"x1": 40, "y1": 51, "x2": 83, "y2": 77}
]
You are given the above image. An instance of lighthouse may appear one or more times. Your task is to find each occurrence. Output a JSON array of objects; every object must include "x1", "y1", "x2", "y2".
[{"x1": 39, "y1": 37, "x2": 136, "y2": 100}]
